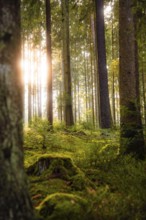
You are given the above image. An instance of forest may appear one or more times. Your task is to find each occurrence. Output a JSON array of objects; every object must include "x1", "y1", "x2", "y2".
[{"x1": 0, "y1": 0, "x2": 146, "y2": 219}]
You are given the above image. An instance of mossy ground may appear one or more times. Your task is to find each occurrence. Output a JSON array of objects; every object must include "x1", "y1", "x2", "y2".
[
  {"x1": 24, "y1": 121, "x2": 146, "y2": 220},
  {"x1": 36, "y1": 193, "x2": 94, "y2": 220}
]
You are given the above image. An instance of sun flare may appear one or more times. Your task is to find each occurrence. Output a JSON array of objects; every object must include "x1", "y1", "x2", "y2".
[
  {"x1": 21, "y1": 43, "x2": 49, "y2": 122},
  {"x1": 21, "y1": 46, "x2": 48, "y2": 86}
]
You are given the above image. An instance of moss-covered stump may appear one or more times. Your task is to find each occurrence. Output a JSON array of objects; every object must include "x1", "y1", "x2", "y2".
[
  {"x1": 37, "y1": 193, "x2": 95, "y2": 220},
  {"x1": 26, "y1": 154, "x2": 93, "y2": 191},
  {"x1": 27, "y1": 155, "x2": 95, "y2": 207},
  {"x1": 27, "y1": 155, "x2": 79, "y2": 180}
]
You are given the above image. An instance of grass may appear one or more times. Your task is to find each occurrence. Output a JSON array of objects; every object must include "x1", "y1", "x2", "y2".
[{"x1": 24, "y1": 119, "x2": 146, "y2": 220}]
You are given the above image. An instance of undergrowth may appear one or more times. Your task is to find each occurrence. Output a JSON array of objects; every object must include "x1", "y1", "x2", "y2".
[{"x1": 24, "y1": 118, "x2": 146, "y2": 220}]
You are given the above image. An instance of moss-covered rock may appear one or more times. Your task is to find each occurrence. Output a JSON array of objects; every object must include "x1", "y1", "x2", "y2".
[{"x1": 37, "y1": 193, "x2": 95, "y2": 220}]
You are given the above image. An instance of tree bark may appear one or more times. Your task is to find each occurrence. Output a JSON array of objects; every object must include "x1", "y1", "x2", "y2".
[
  {"x1": 61, "y1": 0, "x2": 74, "y2": 127},
  {"x1": 46, "y1": 0, "x2": 53, "y2": 125},
  {"x1": 119, "y1": 0, "x2": 145, "y2": 159},
  {"x1": 95, "y1": 0, "x2": 112, "y2": 128},
  {"x1": 111, "y1": 11, "x2": 116, "y2": 125},
  {"x1": 0, "y1": 0, "x2": 35, "y2": 219}
]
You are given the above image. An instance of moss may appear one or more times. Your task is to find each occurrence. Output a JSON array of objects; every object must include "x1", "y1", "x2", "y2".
[
  {"x1": 29, "y1": 177, "x2": 71, "y2": 207},
  {"x1": 69, "y1": 174, "x2": 86, "y2": 190},
  {"x1": 27, "y1": 154, "x2": 96, "y2": 209},
  {"x1": 27, "y1": 154, "x2": 79, "y2": 180},
  {"x1": 37, "y1": 193, "x2": 95, "y2": 220}
]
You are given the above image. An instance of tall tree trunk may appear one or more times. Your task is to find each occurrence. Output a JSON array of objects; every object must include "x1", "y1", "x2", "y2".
[
  {"x1": 38, "y1": 48, "x2": 42, "y2": 118},
  {"x1": 0, "y1": 0, "x2": 34, "y2": 219},
  {"x1": 61, "y1": 0, "x2": 74, "y2": 126},
  {"x1": 46, "y1": 0, "x2": 53, "y2": 125},
  {"x1": 119, "y1": 0, "x2": 145, "y2": 159},
  {"x1": 111, "y1": 11, "x2": 116, "y2": 125},
  {"x1": 28, "y1": 41, "x2": 32, "y2": 123},
  {"x1": 84, "y1": 48, "x2": 88, "y2": 122},
  {"x1": 74, "y1": 78, "x2": 77, "y2": 123},
  {"x1": 28, "y1": 81, "x2": 32, "y2": 122},
  {"x1": 94, "y1": 56, "x2": 99, "y2": 128},
  {"x1": 141, "y1": 55, "x2": 146, "y2": 126},
  {"x1": 95, "y1": 0, "x2": 112, "y2": 128},
  {"x1": 91, "y1": 13, "x2": 99, "y2": 128},
  {"x1": 89, "y1": 27, "x2": 95, "y2": 127}
]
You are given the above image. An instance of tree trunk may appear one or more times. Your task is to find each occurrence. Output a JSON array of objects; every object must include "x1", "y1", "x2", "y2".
[
  {"x1": 89, "y1": 27, "x2": 95, "y2": 127},
  {"x1": 91, "y1": 13, "x2": 99, "y2": 128},
  {"x1": 119, "y1": 0, "x2": 145, "y2": 159},
  {"x1": 111, "y1": 12, "x2": 116, "y2": 125},
  {"x1": 0, "y1": 1, "x2": 35, "y2": 219},
  {"x1": 95, "y1": 0, "x2": 112, "y2": 128},
  {"x1": 27, "y1": 41, "x2": 32, "y2": 123},
  {"x1": 61, "y1": 0, "x2": 74, "y2": 127},
  {"x1": 141, "y1": 56, "x2": 146, "y2": 126},
  {"x1": 46, "y1": 0, "x2": 53, "y2": 125},
  {"x1": 38, "y1": 48, "x2": 42, "y2": 118},
  {"x1": 84, "y1": 48, "x2": 88, "y2": 122}
]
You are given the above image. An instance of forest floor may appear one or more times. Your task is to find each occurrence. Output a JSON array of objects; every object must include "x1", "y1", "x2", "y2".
[{"x1": 24, "y1": 119, "x2": 146, "y2": 220}]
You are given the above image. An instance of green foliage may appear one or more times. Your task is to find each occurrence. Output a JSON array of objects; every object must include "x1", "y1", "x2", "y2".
[
  {"x1": 21, "y1": 0, "x2": 45, "y2": 44},
  {"x1": 24, "y1": 118, "x2": 51, "y2": 150},
  {"x1": 89, "y1": 156, "x2": 146, "y2": 219},
  {"x1": 24, "y1": 121, "x2": 146, "y2": 219},
  {"x1": 79, "y1": 120, "x2": 95, "y2": 130}
]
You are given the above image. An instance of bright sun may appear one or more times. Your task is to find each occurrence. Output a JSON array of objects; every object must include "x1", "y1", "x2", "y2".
[
  {"x1": 104, "y1": 4, "x2": 112, "y2": 19},
  {"x1": 21, "y1": 45, "x2": 48, "y2": 86},
  {"x1": 21, "y1": 44, "x2": 48, "y2": 122}
]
